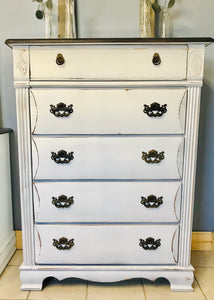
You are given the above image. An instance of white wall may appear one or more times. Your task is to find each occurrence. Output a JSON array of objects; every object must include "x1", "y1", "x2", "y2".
[
  {"x1": 0, "y1": 0, "x2": 213, "y2": 230},
  {"x1": 0, "y1": 0, "x2": 44, "y2": 229}
]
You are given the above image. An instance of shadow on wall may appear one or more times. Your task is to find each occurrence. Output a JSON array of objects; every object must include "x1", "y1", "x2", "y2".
[
  {"x1": 193, "y1": 82, "x2": 214, "y2": 231},
  {"x1": 9, "y1": 131, "x2": 21, "y2": 231}
]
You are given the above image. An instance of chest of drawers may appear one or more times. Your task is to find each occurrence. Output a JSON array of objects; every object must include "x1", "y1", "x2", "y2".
[{"x1": 6, "y1": 38, "x2": 213, "y2": 291}]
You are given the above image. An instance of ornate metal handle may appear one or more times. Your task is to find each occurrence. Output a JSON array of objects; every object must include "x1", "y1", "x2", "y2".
[
  {"x1": 56, "y1": 53, "x2": 65, "y2": 65},
  {"x1": 142, "y1": 149, "x2": 164, "y2": 164},
  {"x1": 143, "y1": 102, "x2": 167, "y2": 117},
  {"x1": 51, "y1": 150, "x2": 74, "y2": 164},
  {"x1": 50, "y1": 102, "x2": 73, "y2": 117},
  {"x1": 53, "y1": 237, "x2": 74, "y2": 250},
  {"x1": 52, "y1": 195, "x2": 74, "y2": 208},
  {"x1": 139, "y1": 237, "x2": 161, "y2": 250},
  {"x1": 141, "y1": 195, "x2": 163, "y2": 208},
  {"x1": 152, "y1": 53, "x2": 161, "y2": 65}
]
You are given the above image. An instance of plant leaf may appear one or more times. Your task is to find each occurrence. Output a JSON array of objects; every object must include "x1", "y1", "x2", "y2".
[
  {"x1": 35, "y1": 9, "x2": 44, "y2": 19},
  {"x1": 152, "y1": 2, "x2": 161, "y2": 13},
  {"x1": 46, "y1": 0, "x2": 53, "y2": 9},
  {"x1": 168, "y1": 0, "x2": 175, "y2": 8},
  {"x1": 32, "y1": 0, "x2": 43, "y2": 2}
]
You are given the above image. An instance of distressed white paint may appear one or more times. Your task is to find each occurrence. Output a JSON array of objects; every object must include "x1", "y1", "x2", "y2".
[
  {"x1": 30, "y1": 47, "x2": 187, "y2": 80},
  {"x1": 32, "y1": 136, "x2": 184, "y2": 180},
  {"x1": 13, "y1": 47, "x2": 29, "y2": 81},
  {"x1": 30, "y1": 88, "x2": 187, "y2": 135},
  {"x1": 33, "y1": 181, "x2": 181, "y2": 223},
  {"x1": 9, "y1": 40, "x2": 208, "y2": 291},
  {"x1": 26, "y1": 80, "x2": 203, "y2": 88},
  {"x1": 0, "y1": 133, "x2": 16, "y2": 274},
  {"x1": 35, "y1": 224, "x2": 179, "y2": 265},
  {"x1": 19, "y1": 265, "x2": 194, "y2": 291}
]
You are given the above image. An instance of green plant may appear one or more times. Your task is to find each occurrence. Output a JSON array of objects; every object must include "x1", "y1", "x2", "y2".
[
  {"x1": 152, "y1": 0, "x2": 175, "y2": 13},
  {"x1": 32, "y1": 0, "x2": 53, "y2": 20}
]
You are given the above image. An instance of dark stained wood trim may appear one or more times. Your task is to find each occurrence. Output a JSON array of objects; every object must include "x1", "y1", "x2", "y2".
[
  {"x1": 5, "y1": 37, "x2": 214, "y2": 48},
  {"x1": 0, "y1": 128, "x2": 13, "y2": 135}
]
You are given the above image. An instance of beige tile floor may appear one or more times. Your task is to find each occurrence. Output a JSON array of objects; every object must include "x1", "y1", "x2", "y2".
[{"x1": 0, "y1": 250, "x2": 213, "y2": 300}]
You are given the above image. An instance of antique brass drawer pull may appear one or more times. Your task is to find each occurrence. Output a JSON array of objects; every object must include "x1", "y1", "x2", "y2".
[
  {"x1": 56, "y1": 53, "x2": 65, "y2": 65},
  {"x1": 52, "y1": 195, "x2": 74, "y2": 208},
  {"x1": 139, "y1": 237, "x2": 161, "y2": 250},
  {"x1": 50, "y1": 102, "x2": 73, "y2": 117},
  {"x1": 53, "y1": 237, "x2": 74, "y2": 250},
  {"x1": 143, "y1": 102, "x2": 167, "y2": 117},
  {"x1": 51, "y1": 150, "x2": 74, "y2": 164},
  {"x1": 142, "y1": 149, "x2": 165, "y2": 164},
  {"x1": 152, "y1": 53, "x2": 161, "y2": 65},
  {"x1": 141, "y1": 195, "x2": 163, "y2": 208}
]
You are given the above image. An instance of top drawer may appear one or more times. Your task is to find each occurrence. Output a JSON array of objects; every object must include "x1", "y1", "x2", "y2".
[{"x1": 29, "y1": 47, "x2": 187, "y2": 81}]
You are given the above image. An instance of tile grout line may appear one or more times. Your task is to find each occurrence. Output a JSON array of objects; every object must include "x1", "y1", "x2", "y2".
[
  {"x1": 85, "y1": 280, "x2": 89, "y2": 300},
  {"x1": 141, "y1": 278, "x2": 147, "y2": 300},
  {"x1": 8, "y1": 250, "x2": 20, "y2": 266},
  {"x1": 194, "y1": 275, "x2": 208, "y2": 300},
  {"x1": 26, "y1": 291, "x2": 30, "y2": 300},
  {"x1": 194, "y1": 266, "x2": 214, "y2": 269}
]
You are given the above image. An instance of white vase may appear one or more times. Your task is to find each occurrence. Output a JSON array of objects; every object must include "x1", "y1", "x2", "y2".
[
  {"x1": 158, "y1": 6, "x2": 170, "y2": 38},
  {"x1": 45, "y1": 5, "x2": 53, "y2": 38}
]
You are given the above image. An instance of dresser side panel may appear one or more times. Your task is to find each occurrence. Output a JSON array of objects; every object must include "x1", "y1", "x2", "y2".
[
  {"x1": 16, "y1": 87, "x2": 35, "y2": 265},
  {"x1": 179, "y1": 86, "x2": 201, "y2": 266}
]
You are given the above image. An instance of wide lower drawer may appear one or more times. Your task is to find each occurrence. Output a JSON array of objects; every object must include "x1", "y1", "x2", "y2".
[
  {"x1": 30, "y1": 47, "x2": 187, "y2": 80},
  {"x1": 35, "y1": 224, "x2": 179, "y2": 265},
  {"x1": 32, "y1": 137, "x2": 184, "y2": 180},
  {"x1": 30, "y1": 88, "x2": 187, "y2": 135},
  {"x1": 33, "y1": 182, "x2": 181, "y2": 223}
]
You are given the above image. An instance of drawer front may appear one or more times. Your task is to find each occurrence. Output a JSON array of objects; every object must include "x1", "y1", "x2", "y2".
[
  {"x1": 33, "y1": 182, "x2": 181, "y2": 223},
  {"x1": 30, "y1": 47, "x2": 187, "y2": 80},
  {"x1": 31, "y1": 89, "x2": 187, "y2": 135},
  {"x1": 32, "y1": 137, "x2": 184, "y2": 180},
  {"x1": 35, "y1": 224, "x2": 179, "y2": 265}
]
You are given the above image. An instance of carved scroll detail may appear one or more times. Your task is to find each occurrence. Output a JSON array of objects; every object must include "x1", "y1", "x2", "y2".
[
  {"x1": 188, "y1": 48, "x2": 204, "y2": 80},
  {"x1": 14, "y1": 49, "x2": 29, "y2": 80}
]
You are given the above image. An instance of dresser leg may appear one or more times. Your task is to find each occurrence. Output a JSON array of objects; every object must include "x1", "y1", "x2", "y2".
[
  {"x1": 168, "y1": 271, "x2": 194, "y2": 292},
  {"x1": 20, "y1": 268, "x2": 44, "y2": 291}
]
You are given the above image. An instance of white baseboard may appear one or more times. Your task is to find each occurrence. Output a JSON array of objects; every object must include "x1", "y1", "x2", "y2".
[{"x1": 0, "y1": 231, "x2": 16, "y2": 275}]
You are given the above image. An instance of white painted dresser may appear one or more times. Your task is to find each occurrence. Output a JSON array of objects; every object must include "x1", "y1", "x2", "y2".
[{"x1": 6, "y1": 38, "x2": 213, "y2": 291}]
